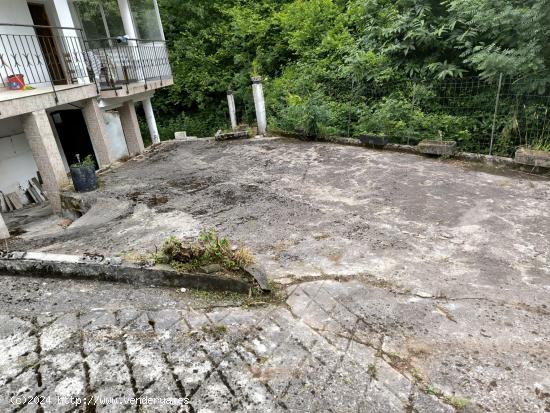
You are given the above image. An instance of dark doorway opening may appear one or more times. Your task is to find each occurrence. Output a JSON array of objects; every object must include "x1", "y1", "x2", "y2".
[
  {"x1": 50, "y1": 109, "x2": 98, "y2": 169},
  {"x1": 28, "y1": 3, "x2": 67, "y2": 85}
]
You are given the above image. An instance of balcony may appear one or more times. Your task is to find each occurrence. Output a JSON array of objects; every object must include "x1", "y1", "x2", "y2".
[
  {"x1": 86, "y1": 36, "x2": 172, "y2": 96},
  {"x1": 0, "y1": 23, "x2": 172, "y2": 104}
]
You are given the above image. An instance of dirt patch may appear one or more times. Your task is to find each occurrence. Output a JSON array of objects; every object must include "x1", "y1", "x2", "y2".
[{"x1": 168, "y1": 177, "x2": 216, "y2": 193}]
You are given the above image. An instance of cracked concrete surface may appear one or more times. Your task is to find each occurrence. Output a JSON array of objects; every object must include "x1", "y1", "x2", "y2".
[
  {"x1": 3, "y1": 275, "x2": 548, "y2": 412},
  {"x1": 2, "y1": 137, "x2": 550, "y2": 412}
]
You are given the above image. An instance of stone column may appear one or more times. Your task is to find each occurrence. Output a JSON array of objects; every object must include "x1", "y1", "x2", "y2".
[
  {"x1": 0, "y1": 213, "x2": 9, "y2": 240},
  {"x1": 22, "y1": 110, "x2": 70, "y2": 213},
  {"x1": 82, "y1": 98, "x2": 112, "y2": 167},
  {"x1": 118, "y1": 101, "x2": 145, "y2": 155},
  {"x1": 142, "y1": 97, "x2": 160, "y2": 144},
  {"x1": 251, "y1": 76, "x2": 267, "y2": 135},
  {"x1": 227, "y1": 90, "x2": 238, "y2": 130}
]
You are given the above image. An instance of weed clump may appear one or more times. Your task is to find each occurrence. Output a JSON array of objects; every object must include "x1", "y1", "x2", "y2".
[
  {"x1": 156, "y1": 229, "x2": 254, "y2": 273},
  {"x1": 367, "y1": 364, "x2": 378, "y2": 379},
  {"x1": 201, "y1": 324, "x2": 228, "y2": 339},
  {"x1": 426, "y1": 386, "x2": 469, "y2": 410}
]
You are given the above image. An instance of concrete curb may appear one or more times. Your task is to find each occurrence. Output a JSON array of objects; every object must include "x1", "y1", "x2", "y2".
[
  {"x1": 326, "y1": 136, "x2": 548, "y2": 173},
  {"x1": 0, "y1": 251, "x2": 256, "y2": 293},
  {"x1": 270, "y1": 132, "x2": 548, "y2": 175}
]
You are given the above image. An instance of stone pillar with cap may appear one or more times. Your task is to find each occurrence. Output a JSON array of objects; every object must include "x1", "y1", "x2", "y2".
[
  {"x1": 227, "y1": 90, "x2": 238, "y2": 130},
  {"x1": 251, "y1": 76, "x2": 267, "y2": 135}
]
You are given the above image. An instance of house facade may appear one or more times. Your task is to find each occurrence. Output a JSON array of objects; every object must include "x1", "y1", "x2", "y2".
[{"x1": 0, "y1": 0, "x2": 172, "y2": 236}]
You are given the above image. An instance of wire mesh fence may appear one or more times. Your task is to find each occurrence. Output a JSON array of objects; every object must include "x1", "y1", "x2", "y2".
[{"x1": 265, "y1": 74, "x2": 550, "y2": 157}]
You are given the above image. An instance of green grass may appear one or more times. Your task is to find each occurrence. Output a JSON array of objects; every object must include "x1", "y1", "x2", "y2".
[
  {"x1": 530, "y1": 138, "x2": 550, "y2": 151},
  {"x1": 426, "y1": 385, "x2": 469, "y2": 410},
  {"x1": 155, "y1": 229, "x2": 254, "y2": 273},
  {"x1": 367, "y1": 364, "x2": 378, "y2": 379},
  {"x1": 201, "y1": 324, "x2": 228, "y2": 338}
]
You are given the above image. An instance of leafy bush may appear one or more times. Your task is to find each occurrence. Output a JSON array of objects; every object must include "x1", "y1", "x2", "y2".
[
  {"x1": 355, "y1": 97, "x2": 423, "y2": 143},
  {"x1": 270, "y1": 92, "x2": 332, "y2": 138},
  {"x1": 153, "y1": 0, "x2": 550, "y2": 155}
]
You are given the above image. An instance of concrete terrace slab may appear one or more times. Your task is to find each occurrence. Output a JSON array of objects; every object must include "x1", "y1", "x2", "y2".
[
  {"x1": 11, "y1": 137, "x2": 550, "y2": 304},
  {"x1": 3, "y1": 137, "x2": 549, "y2": 412},
  {"x1": 0, "y1": 84, "x2": 98, "y2": 119}
]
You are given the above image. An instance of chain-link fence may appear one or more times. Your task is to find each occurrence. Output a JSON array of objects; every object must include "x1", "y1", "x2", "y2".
[{"x1": 265, "y1": 75, "x2": 550, "y2": 157}]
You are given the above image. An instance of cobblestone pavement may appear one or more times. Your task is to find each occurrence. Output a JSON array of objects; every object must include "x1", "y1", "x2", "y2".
[
  {"x1": 1, "y1": 275, "x2": 548, "y2": 413},
  {"x1": 2, "y1": 138, "x2": 549, "y2": 412}
]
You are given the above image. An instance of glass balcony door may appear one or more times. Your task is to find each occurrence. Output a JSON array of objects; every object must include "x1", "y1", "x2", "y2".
[{"x1": 28, "y1": 2, "x2": 67, "y2": 85}]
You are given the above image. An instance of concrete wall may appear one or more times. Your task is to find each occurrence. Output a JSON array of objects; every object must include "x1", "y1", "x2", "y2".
[
  {"x1": 0, "y1": 118, "x2": 39, "y2": 203},
  {"x1": 0, "y1": 0, "x2": 35, "y2": 33},
  {"x1": 103, "y1": 111, "x2": 129, "y2": 161}
]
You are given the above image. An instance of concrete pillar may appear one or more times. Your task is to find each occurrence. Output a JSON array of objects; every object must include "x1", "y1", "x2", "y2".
[
  {"x1": 82, "y1": 98, "x2": 112, "y2": 168},
  {"x1": 142, "y1": 97, "x2": 160, "y2": 144},
  {"x1": 22, "y1": 110, "x2": 70, "y2": 213},
  {"x1": 118, "y1": 101, "x2": 145, "y2": 155},
  {"x1": 118, "y1": 0, "x2": 145, "y2": 81},
  {"x1": 152, "y1": 0, "x2": 166, "y2": 40},
  {"x1": 117, "y1": 0, "x2": 138, "y2": 40},
  {"x1": 251, "y1": 76, "x2": 267, "y2": 135},
  {"x1": 0, "y1": 213, "x2": 9, "y2": 240},
  {"x1": 227, "y1": 91, "x2": 238, "y2": 130},
  {"x1": 117, "y1": 0, "x2": 144, "y2": 81}
]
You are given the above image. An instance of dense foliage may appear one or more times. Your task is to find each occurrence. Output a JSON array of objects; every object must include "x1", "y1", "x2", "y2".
[{"x1": 153, "y1": 0, "x2": 550, "y2": 154}]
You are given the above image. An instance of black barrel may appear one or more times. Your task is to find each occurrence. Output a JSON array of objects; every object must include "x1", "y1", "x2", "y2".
[{"x1": 70, "y1": 165, "x2": 98, "y2": 192}]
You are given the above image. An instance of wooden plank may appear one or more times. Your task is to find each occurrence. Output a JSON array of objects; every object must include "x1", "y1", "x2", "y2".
[
  {"x1": 27, "y1": 187, "x2": 40, "y2": 204},
  {"x1": 23, "y1": 190, "x2": 34, "y2": 204},
  {"x1": 3, "y1": 194, "x2": 14, "y2": 212},
  {"x1": 6, "y1": 192, "x2": 23, "y2": 210},
  {"x1": 0, "y1": 192, "x2": 7, "y2": 213},
  {"x1": 31, "y1": 177, "x2": 43, "y2": 191},
  {"x1": 27, "y1": 181, "x2": 42, "y2": 203},
  {"x1": 29, "y1": 179, "x2": 46, "y2": 202}
]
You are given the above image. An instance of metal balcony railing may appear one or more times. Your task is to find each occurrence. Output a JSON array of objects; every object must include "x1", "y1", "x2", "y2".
[
  {"x1": 0, "y1": 23, "x2": 172, "y2": 100},
  {"x1": 0, "y1": 23, "x2": 93, "y2": 97},
  {"x1": 84, "y1": 37, "x2": 172, "y2": 93}
]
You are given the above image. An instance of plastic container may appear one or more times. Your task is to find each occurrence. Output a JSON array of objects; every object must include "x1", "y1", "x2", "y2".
[{"x1": 7, "y1": 74, "x2": 25, "y2": 90}]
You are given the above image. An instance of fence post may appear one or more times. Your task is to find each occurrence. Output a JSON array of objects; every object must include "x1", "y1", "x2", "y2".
[{"x1": 489, "y1": 73, "x2": 503, "y2": 156}]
